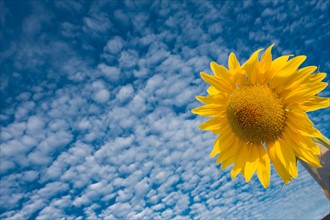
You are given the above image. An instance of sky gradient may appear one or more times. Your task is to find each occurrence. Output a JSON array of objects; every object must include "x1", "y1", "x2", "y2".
[{"x1": 1, "y1": 0, "x2": 330, "y2": 219}]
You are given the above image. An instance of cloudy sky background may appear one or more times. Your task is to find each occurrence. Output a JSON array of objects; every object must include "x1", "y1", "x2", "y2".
[{"x1": 1, "y1": 0, "x2": 330, "y2": 219}]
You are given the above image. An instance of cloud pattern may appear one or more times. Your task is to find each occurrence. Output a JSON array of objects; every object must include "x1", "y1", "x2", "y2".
[{"x1": 1, "y1": 0, "x2": 329, "y2": 219}]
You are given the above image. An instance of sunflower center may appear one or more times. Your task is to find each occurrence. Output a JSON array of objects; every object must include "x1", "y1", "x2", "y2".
[{"x1": 226, "y1": 85, "x2": 285, "y2": 144}]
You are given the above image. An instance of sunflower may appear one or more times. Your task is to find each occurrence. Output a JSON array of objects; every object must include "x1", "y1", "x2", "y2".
[{"x1": 192, "y1": 45, "x2": 330, "y2": 188}]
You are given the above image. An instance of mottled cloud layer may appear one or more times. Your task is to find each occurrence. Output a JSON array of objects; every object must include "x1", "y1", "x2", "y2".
[{"x1": 1, "y1": 0, "x2": 329, "y2": 219}]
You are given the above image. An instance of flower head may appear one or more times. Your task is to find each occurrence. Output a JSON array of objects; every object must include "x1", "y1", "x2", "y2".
[{"x1": 192, "y1": 45, "x2": 330, "y2": 188}]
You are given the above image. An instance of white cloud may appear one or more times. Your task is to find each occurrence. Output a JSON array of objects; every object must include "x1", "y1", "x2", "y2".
[
  {"x1": 98, "y1": 63, "x2": 120, "y2": 81},
  {"x1": 94, "y1": 89, "x2": 110, "y2": 103},
  {"x1": 119, "y1": 50, "x2": 139, "y2": 69},
  {"x1": 83, "y1": 15, "x2": 111, "y2": 33},
  {"x1": 116, "y1": 84, "x2": 134, "y2": 102},
  {"x1": 60, "y1": 22, "x2": 80, "y2": 38},
  {"x1": 131, "y1": 13, "x2": 149, "y2": 31},
  {"x1": 104, "y1": 36, "x2": 125, "y2": 54},
  {"x1": 54, "y1": 1, "x2": 84, "y2": 13},
  {"x1": 78, "y1": 118, "x2": 91, "y2": 130},
  {"x1": 21, "y1": 4, "x2": 53, "y2": 38},
  {"x1": 114, "y1": 9, "x2": 130, "y2": 26},
  {"x1": 26, "y1": 116, "x2": 45, "y2": 133},
  {"x1": 0, "y1": 160, "x2": 15, "y2": 174}
]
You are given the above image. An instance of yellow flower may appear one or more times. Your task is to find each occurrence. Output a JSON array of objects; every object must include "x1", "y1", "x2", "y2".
[{"x1": 192, "y1": 44, "x2": 330, "y2": 188}]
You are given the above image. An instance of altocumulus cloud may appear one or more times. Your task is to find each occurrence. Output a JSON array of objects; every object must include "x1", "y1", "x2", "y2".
[{"x1": 0, "y1": 0, "x2": 329, "y2": 219}]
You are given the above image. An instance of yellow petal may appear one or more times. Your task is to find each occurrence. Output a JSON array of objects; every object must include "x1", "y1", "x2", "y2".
[
  {"x1": 299, "y1": 97, "x2": 330, "y2": 112},
  {"x1": 218, "y1": 130, "x2": 238, "y2": 152},
  {"x1": 192, "y1": 104, "x2": 225, "y2": 117},
  {"x1": 210, "y1": 136, "x2": 221, "y2": 158},
  {"x1": 274, "y1": 138, "x2": 298, "y2": 178},
  {"x1": 210, "y1": 62, "x2": 236, "y2": 89},
  {"x1": 244, "y1": 49, "x2": 263, "y2": 85},
  {"x1": 221, "y1": 139, "x2": 245, "y2": 170},
  {"x1": 228, "y1": 52, "x2": 241, "y2": 71},
  {"x1": 289, "y1": 133, "x2": 320, "y2": 155},
  {"x1": 308, "y1": 72, "x2": 327, "y2": 83},
  {"x1": 285, "y1": 109, "x2": 321, "y2": 138},
  {"x1": 258, "y1": 44, "x2": 274, "y2": 84},
  {"x1": 283, "y1": 82, "x2": 328, "y2": 104},
  {"x1": 210, "y1": 129, "x2": 235, "y2": 158},
  {"x1": 260, "y1": 44, "x2": 274, "y2": 71},
  {"x1": 231, "y1": 142, "x2": 249, "y2": 180},
  {"x1": 200, "y1": 72, "x2": 233, "y2": 93},
  {"x1": 196, "y1": 94, "x2": 228, "y2": 105},
  {"x1": 221, "y1": 157, "x2": 234, "y2": 170},
  {"x1": 277, "y1": 66, "x2": 317, "y2": 94},
  {"x1": 207, "y1": 86, "x2": 220, "y2": 95},
  {"x1": 233, "y1": 70, "x2": 247, "y2": 87},
  {"x1": 199, "y1": 117, "x2": 224, "y2": 130},
  {"x1": 267, "y1": 55, "x2": 291, "y2": 81},
  {"x1": 285, "y1": 109, "x2": 320, "y2": 134},
  {"x1": 284, "y1": 125, "x2": 320, "y2": 155},
  {"x1": 282, "y1": 129, "x2": 321, "y2": 167},
  {"x1": 285, "y1": 55, "x2": 307, "y2": 72},
  {"x1": 256, "y1": 145, "x2": 271, "y2": 188},
  {"x1": 270, "y1": 56, "x2": 306, "y2": 89},
  {"x1": 210, "y1": 146, "x2": 220, "y2": 158},
  {"x1": 285, "y1": 118, "x2": 322, "y2": 138},
  {"x1": 211, "y1": 122, "x2": 233, "y2": 135},
  {"x1": 216, "y1": 137, "x2": 241, "y2": 164},
  {"x1": 215, "y1": 133, "x2": 237, "y2": 164},
  {"x1": 210, "y1": 61, "x2": 230, "y2": 78},
  {"x1": 267, "y1": 141, "x2": 292, "y2": 184},
  {"x1": 242, "y1": 144, "x2": 259, "y2": 182}
]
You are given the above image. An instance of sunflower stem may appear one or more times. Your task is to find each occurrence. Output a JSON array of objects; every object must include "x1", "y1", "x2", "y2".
[
  {"x1": 314, "y1": 135, "x2": 330, "y2": 150},
  {"x1": 301, "y1": 136, "x2": 330, "y2": 200}
]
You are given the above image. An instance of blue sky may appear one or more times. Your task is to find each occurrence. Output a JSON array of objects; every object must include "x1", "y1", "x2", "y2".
[{"x1": 1, "y1": 0, "x2": 330, "y2": 219}]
